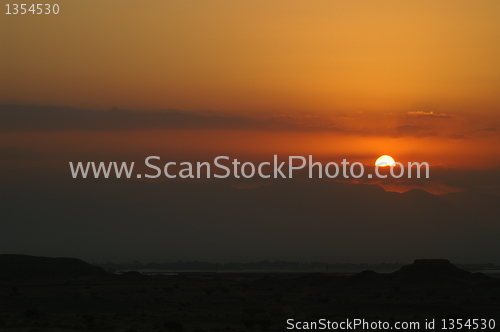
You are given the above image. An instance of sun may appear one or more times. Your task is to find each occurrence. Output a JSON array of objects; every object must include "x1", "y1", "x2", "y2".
[{"x1": 375, "y1": 155, "x2": 396, "y2": 167}]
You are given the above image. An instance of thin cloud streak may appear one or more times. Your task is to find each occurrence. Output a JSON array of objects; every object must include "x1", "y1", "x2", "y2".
[{"x1": 0, "y1": 104, "x2": 473, "y2": 139}]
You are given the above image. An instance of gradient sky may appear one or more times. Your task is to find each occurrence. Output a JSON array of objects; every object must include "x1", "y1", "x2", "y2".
[
  {"x1": 1, "y1": 0, "x2": 500, "y2": 173},
  {"x1": 2, "y1": 1, "x2": 500, "y2": 110}
]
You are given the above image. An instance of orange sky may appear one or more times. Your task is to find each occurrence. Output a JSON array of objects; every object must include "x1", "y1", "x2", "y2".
[
  {"x1": 2, "y1": 0, "x2": 500, "y2": 112},
  {"x1": 1, "y1": 0, "x2": 500, "y2": 170}
]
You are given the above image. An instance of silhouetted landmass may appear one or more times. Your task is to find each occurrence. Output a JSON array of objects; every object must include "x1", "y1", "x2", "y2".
[
  {"x1": 0, "y1": 254, "x2": 161, "y2": 285},
  {"x1": 390, "y1": 259, "x2": 492, "y2": 283},
  {"x1": 0, "y1": 255, "x2": 499, "y2": 330},
  {"x1": 96, "y1": 259, "x2": 500, "y2": 272},
  {"x1": 0, "y1": 254, "x2": 111, "y2": 283},
  {"x1": 96, "y1": 260, "x2": 405, "y2": 272}
]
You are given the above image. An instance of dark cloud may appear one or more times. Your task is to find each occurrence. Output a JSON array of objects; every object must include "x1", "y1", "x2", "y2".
[
  {"x1": 0, "y1": 104, "x2": 345, "y2": 133},
  {"x1": 474, "y1": 127, "x2": 497, "y2": 132},
  {"x1": 0, "y1": 105, "x2": 472, "y2": 139},
  {"x1": 375, "y1": 166, "x2": 500, "y2": 195}
]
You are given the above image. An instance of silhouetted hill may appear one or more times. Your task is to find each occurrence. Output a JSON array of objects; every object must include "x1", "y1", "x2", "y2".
[
  {"x1": 347, "y1": 259, "x2": 495, "y2": 287},
  {"x1": 0, "y1": 254, "x2": 111, "y2": 283},
  {"x1": 349, "y1": 259, "x2": 498, "y2": 286},
  {"x1": 390, "y1": 259, "x2": 491, "y2": 284},
  {"x1": 249, "y1": 259, "x2": 497, "y2": 291}
]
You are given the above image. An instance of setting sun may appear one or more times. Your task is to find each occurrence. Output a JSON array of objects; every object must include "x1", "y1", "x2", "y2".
[{"x1": 375, "y1": 155, "x2": 396, "y2": 167}]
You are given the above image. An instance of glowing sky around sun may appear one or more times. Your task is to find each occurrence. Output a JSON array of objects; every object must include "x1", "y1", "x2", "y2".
[{"x1": 1, "y1": 0, "x2": 500, "y2": 170}]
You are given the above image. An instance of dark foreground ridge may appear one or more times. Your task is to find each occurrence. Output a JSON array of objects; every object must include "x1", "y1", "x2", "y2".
[
  {"x1": 0, "y1": 255, "x2": 493, "y2": 285},
  {"x1": 391, "y1": 259, "x2": 491, "y2": 283},
  {"x1": 0, "y1": 254, "x2": 157, "y2": 285},
  {"x1": 0, "y1": 254, "x2": 112, "y2": 283},
  {"x1": 1, "y1": 255, "x2": 499, "y2": 331}
]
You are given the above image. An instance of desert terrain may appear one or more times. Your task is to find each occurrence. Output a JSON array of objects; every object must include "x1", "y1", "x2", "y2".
[{"x1": 1, "y1": 255, "x2": 499, "y2": 331}]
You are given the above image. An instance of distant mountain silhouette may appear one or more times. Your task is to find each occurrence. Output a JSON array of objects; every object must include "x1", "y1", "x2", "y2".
[
  {"x1": 1, "y1": 169, "x2": 499, "y2": 262},
  {"x1": 3, "y1": 255, "x2": 493, "y2": 289},
  {"x1": 246, "y1": 259, "x2": 498, "y2": 291}
]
